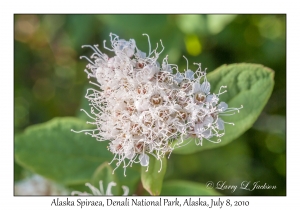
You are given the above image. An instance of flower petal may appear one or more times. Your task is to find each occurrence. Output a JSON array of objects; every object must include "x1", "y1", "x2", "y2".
[
  {"x1": 218, "y1": 102, "x2": 228, "y2": 112},
  {"x1": 217, "y1": 118, "x2": 225, "y2": 130},
  {"x1": 139, "y1": 154, "x2": 150, "y2": 166},
  {"x1": 185, "y1": 69, "x2": 194, "y2": 80},
  {"x1": 200, "y1": 81, "x2": 210, "y2": 94},
  {"x1": 174, "y1": 72, "x2": 184, "y2": 84}
]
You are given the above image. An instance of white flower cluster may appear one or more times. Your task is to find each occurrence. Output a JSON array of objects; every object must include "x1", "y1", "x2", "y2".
[
  {"x1": 72, "y1": 180, "x2": 129, "y2": 196},
  {"x1": 15, "y1": 174, "x2": 69, "y2": 195},
  {"x1": 72, "y1": 33, "x2": 241, "y2": 174}
]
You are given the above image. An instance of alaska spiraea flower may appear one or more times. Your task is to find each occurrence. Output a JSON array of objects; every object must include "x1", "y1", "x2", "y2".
[
  {"x1": 72, "y1": 33, "x2": 242, "y2": 175},
  {"x1": 71, "y1": 180, "x2": 129, "y2": 196}
]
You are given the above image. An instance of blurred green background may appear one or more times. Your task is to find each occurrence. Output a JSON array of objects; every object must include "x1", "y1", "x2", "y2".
[{"x1": 14, "y1": 14, "x2": 286, "y2": 195}]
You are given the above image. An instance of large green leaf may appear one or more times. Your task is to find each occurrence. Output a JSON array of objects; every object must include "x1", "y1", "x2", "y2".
[
  {"x1": 141, "y1": 155, "x2": 167, "y2": 195},
  {"x1": 14, "y1": 117, "x2": 140, "y2": 189},
  {"x1": 174, "y1": 63, "x2": 274, "y2": 154},
  {"x1": 161, "y1": 180, "x2": 221, "y2": 195}
]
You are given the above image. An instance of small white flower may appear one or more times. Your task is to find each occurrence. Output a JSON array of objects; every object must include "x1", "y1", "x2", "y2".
[
  {"x1": 72, "y1": 180, "x2": 129, "y2": 196},
  {"x1": 72, "y1": 33, "x2": 242, "y2": 175}
]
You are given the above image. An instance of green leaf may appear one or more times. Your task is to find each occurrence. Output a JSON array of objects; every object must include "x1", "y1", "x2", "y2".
[
  {"x1": 141, "y1": 155, "x2": 167, "y2": 195},
  {"x1": 14, "y1": 117, "x2": 110, "y2": 185},
  {"x1": 161, "y1": 180, "x2": 221, "y2": 195},
  {"x1": 91, "y1": 162, "x2": 115, "y2": 187},
  {"x1": 90, "y1": 162, "x2": 121, "y2": 195},
  {"x1": 14, "y1": 117, "x2": 140, "y2": 189},
  {"x1": 174, "y1": 63, "x2": 275, "y2": 154},
  {"x1": 116, "y1": 164, "x2": 141, "y2": 195}
]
